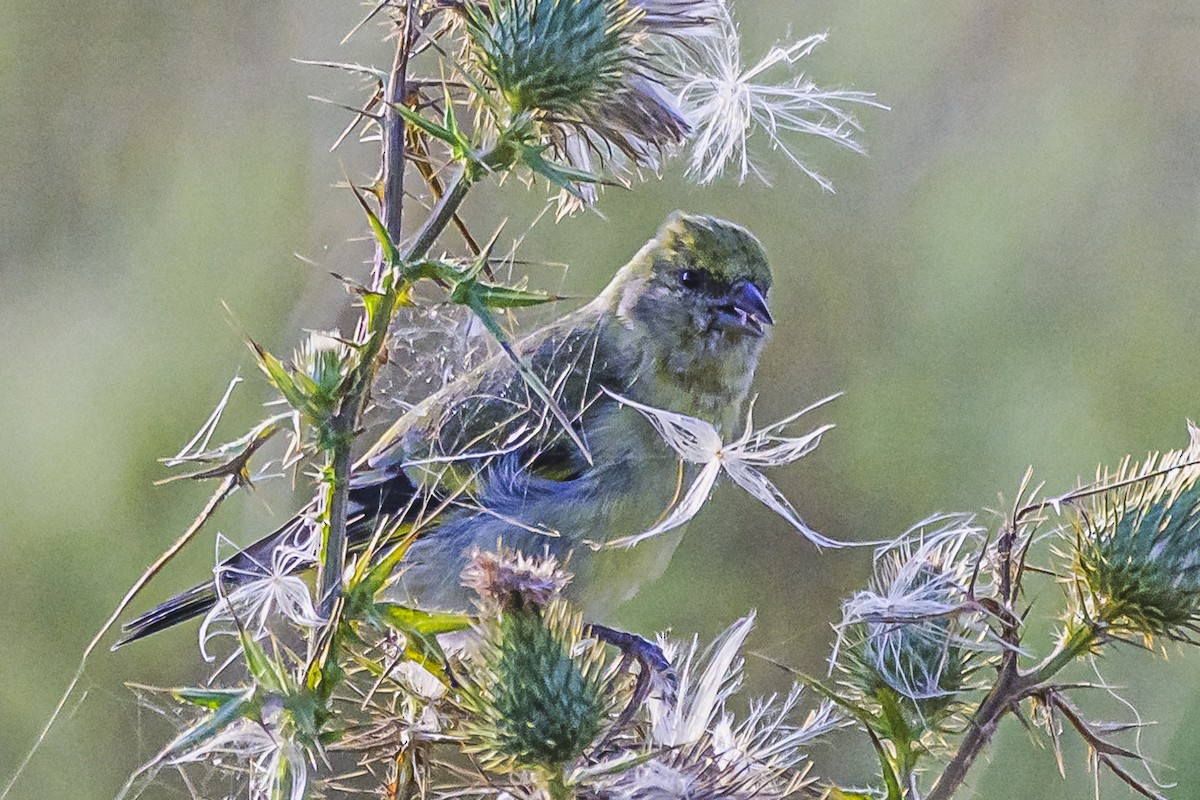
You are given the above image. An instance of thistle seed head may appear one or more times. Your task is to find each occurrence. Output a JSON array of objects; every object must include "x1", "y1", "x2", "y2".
[
  {"x1": 459, "y1": 600, "x2": 615, "y2": 772},
  {"x1": 833, "y1": 515, "x2": 992, "y2": 729},
  {"x1": 1076, "y1": 423, "x2": 1200, "y2": 641}
]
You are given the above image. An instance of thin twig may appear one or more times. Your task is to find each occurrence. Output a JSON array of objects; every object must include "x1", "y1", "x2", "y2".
[
  {"x1": 381, "y1": 0, "x2": 416, "y2": 276},
  {"x1": 318, "y1": 2, "x2": 415, "y2": 618},
  {"x1": 0, "y1": 476, "x2": 239, "y2": 800}
]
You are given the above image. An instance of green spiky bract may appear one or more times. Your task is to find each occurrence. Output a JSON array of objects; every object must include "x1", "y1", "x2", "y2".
[
  {"x1": 464, "y1": 0, "x2": 639, "y2": 117},
  {"x1": 461, "y1": 600, "x2": 613, "y2": 773},
  {"x1": 1079, "y1": 479, "x2": 1200, "y2": 640}
]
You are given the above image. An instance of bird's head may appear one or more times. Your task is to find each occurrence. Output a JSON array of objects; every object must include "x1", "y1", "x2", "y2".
[{"x1": 606, "y1": 211, "x2": 774, "y2": 424}]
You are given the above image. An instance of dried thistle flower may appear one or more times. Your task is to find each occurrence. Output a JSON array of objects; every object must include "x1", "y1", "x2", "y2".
[
  {"x1": 649, "y1": 613, "x2": 754, "y2": 746},
  {"x1": 596, "y1": 614, "x2": 838, "y2": 800},
  {"x1": 601, "y1": 699, "x2": 836, "y2": 800},
  {"x1": 170, "y1": 700, "x2": 308, "y2": 800},
  {"x1": 671, "y1": 3, "x2": 883, "y2": 189},
  {"x1": 199, "y1": 522, "x2": 325, "y2": 661},
  {"x1": 1075, "y1": 422, "x2": 1200, "y2": 641},
  {"x1": 628, "y1": 0, "x2": 723, "y2": 33},
  {"x1": 833, "y1": 515, "x2": 992, "y2": 727},
  {"x1": 461, "y1": 544, "x2": 573, "y2": 613},
  {"x1": 601, "y1": 390, "x2": 840, "y2": 549},
  {"x1": 451, "y1": 1, "x2": 878, "y2": 216}
]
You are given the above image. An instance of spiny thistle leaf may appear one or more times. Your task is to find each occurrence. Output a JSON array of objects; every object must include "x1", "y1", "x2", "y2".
[
  {"x1": 173, "y1": 687, "x2": 255, "y2": 712},
  {"x1": 248, "y1": 335, "x2": 353, "y2": 446},
  {"x1": 351, "y1": 183, "x2": 400, "y2": 267},
  {"x1": 345, "y1": 534, "x2": 415, "y2": 603},
  {"x1": 449, "y1": 276, "x2": 561, "y2": 310},
  {"x1": 238, "y1": 631, "x2": 288, "y2": 695},
  {"x1": 515, "y1": 141, "x2": 607, "y2": 198},
  {"x1": 375, "y1": 603, "x2": 473, "y2": 637},
  {"x1": 790, "y1": 669, "x2": 902, "y2": 796},
  {"x1": 250, "y1": 340, "x2": 309, "y2": 414},
  {"x1": 826, "y1": 790, "x2": 885, "y2": 800},
  {"x1": 161, "y1": 688, "x2": 257, "y2": 760},
  {"x1": 390, "y1": 100, "x2": 473, "y2": 160},
  {"x1": 373, "y1": 602, "x2": 467, "y2": 682}
]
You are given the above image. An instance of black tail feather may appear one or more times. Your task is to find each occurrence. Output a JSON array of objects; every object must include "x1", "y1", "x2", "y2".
[
  {"x1": 113, "y1": 583, "x2": 219, "y2": 649},
  {"x1": 111, "y1": 513, "x2": 309, "y2": 651},
  {"x1": 113, "y1": 466, "x2": 423, "y2": 648}
]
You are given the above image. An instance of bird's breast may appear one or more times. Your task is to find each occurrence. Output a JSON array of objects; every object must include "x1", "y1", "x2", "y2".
[{"x1": 395, "y1": 406, "x2": 690, "y2": 618}]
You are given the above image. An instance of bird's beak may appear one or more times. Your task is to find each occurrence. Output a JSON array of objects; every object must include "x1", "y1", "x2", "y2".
[{"x1": 712, "y1": 279, "x2": 774, "y2": 337}]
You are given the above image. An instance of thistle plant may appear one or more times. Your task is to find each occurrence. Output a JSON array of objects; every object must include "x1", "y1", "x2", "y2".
[
  {"x1": 835, "y1": 516, "x2": 992, "y2": 721},
  {"x1": 457, "y1": 561, "x2": 618, "y2": 777},
  {"x1": 1074, "y1": 425, "x2": 1200, "y2": 642},
  {"x1": 6, "y1": 4, "x2": 1200, "y2": 800},
  {"x1": 796, "y1": 428, "x2": 1200, "y2": 800}
]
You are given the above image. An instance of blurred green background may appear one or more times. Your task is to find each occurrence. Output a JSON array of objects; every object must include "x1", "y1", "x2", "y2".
[{"x1": 3, "y1": 1, "x2": 1200, "y2": 798}]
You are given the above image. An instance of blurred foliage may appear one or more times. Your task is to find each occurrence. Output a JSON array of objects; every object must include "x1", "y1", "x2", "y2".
[{"x1": 1, "y1": 1, "x2": 1199, "y2": 799}]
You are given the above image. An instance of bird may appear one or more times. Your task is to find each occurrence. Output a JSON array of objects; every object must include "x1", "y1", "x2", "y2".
[{"x1": 116, "y1": 210, "x2": 775, "y2": 647}]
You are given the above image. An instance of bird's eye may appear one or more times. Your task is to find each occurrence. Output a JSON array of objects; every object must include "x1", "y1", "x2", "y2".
[{"x1": 679, "y1": 269, "x2": 702, "y2": 289}]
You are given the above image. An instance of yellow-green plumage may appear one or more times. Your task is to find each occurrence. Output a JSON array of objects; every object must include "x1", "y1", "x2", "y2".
[{"x1": 117, "y1": 211, "x2": 774, "y2": 644}]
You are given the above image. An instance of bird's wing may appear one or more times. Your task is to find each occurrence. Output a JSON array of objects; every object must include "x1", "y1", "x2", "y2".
[
  {"x1": 117, "y1": 308, "x2": 645, "y2": 647},
  {"x1": 364, "y1": 306, "x2": 635, "y2": 495}
]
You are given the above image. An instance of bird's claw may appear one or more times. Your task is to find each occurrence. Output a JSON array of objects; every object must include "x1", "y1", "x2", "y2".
[{"x1": 587, "y1": 623, "x2": 678, "y2": 728}]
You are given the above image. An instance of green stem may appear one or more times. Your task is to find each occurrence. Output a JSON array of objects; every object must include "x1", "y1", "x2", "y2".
[
  {"x1": 315, "y1": 103, "x2": 520, "y2": 617},
  {"x1": 318, "y1": 3, "x2": 427, "y2": 619},
  {"x1": 1024, "y1": 621, "x2": 1100, "y2": 686},
  {"x1": 318, "y1": 446, "x2": 354, "y2": 613},
  {"x1": 403, "y1": 165, "x2": 474, "y2": 262},
  {"x1": 546, "y1": 771, "x2": 573, "y2": 800},
  {"x1": 317, "y1": 161, "x2": 477, "y2": 617}
]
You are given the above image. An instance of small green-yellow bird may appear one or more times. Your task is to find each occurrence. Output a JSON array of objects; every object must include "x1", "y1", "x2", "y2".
[{"x1": 118, "y1": 210, "x2": 774, "y2": 645}]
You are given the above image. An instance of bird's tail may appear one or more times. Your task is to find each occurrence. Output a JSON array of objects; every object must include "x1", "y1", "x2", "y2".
[
  {"x1": 113, "y1": 581, "x2": 219, "y2": 648},
  {"x1": 112, "y1": 513, "x2": 310, "y2": 650},
  {"x1": 114, "y1": 466, "x2": 420, "y2": 649}
]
